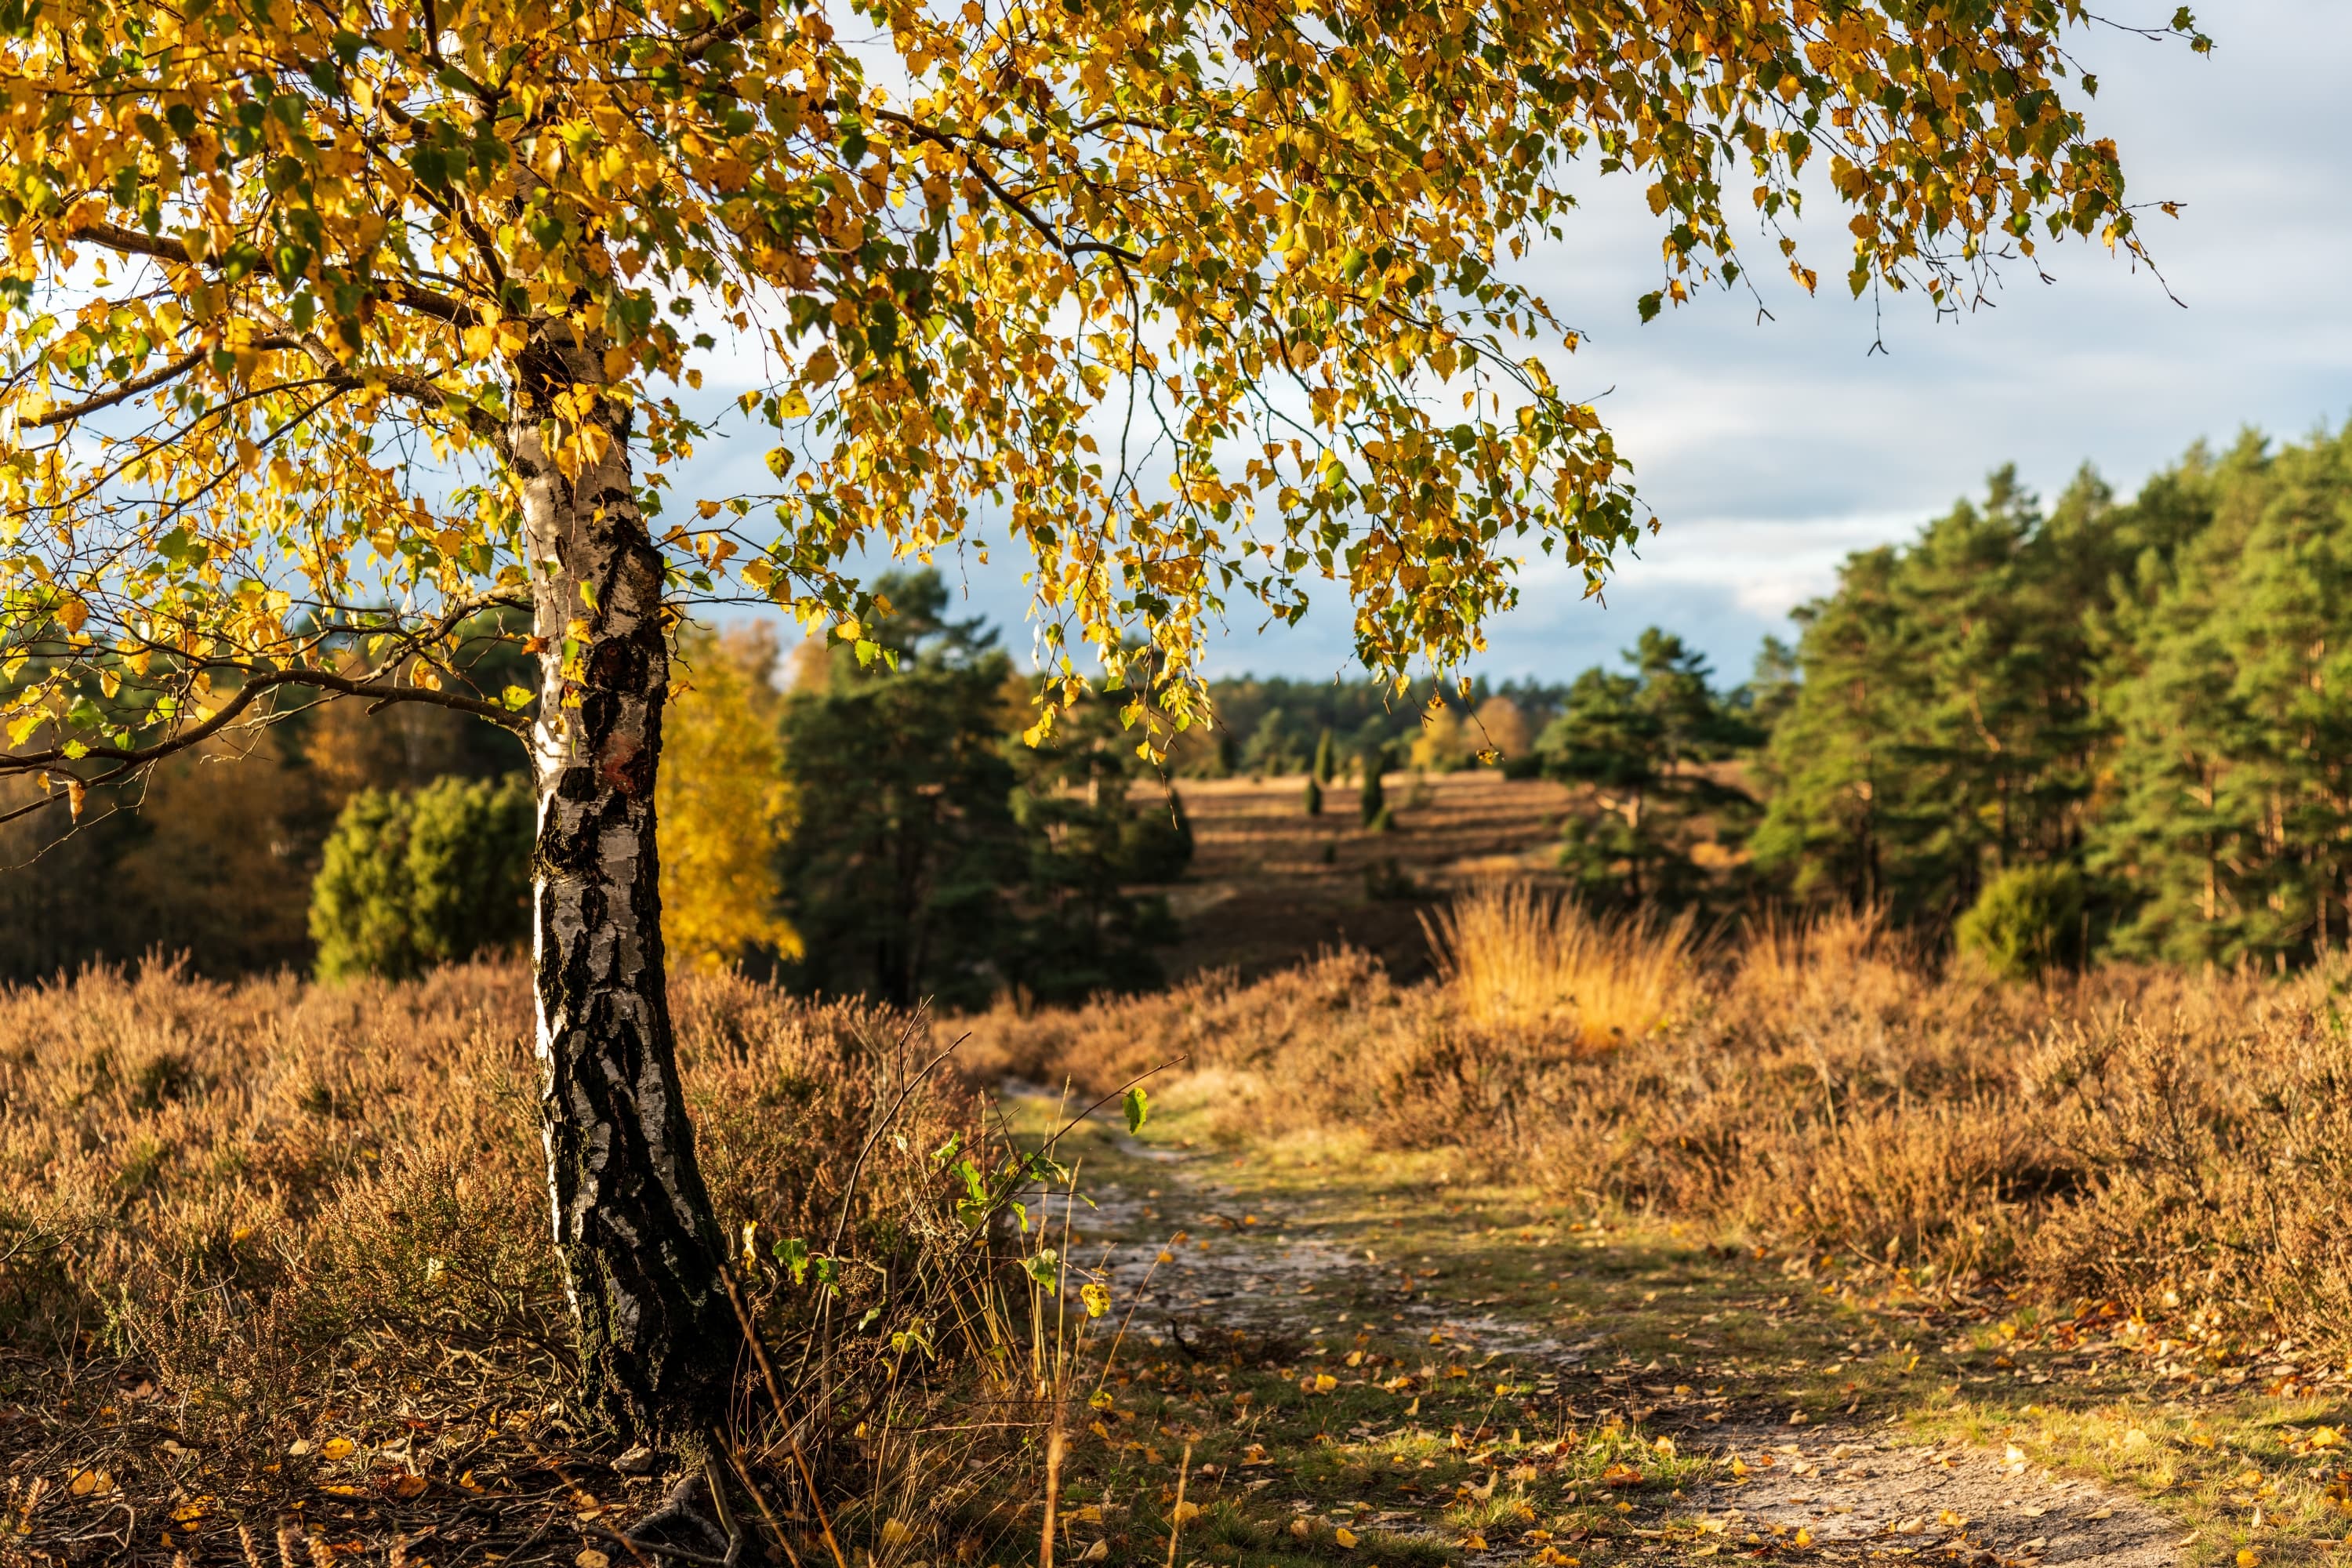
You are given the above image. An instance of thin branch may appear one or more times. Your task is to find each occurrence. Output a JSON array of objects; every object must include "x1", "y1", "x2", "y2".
[
  {"x1": 871, "y1": 111, "x2": 1142, "y2": 265},
  {"x1": 2, "y1": 666, "x2": 529, "y2": 780},
  {"x1": 20, "y1": 334, "x2": 325, "y2": 430},
  {"x1": 64, "y1": 221, "x2": 482, "y2": 328},
  {"x1": 22, "y1": 348, "x2": 205, "y2": 426}
]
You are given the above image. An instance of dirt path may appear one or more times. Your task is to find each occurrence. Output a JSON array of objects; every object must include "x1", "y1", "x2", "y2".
[
  {"x1": 1014, "y1": 1092, "x2": 2189, "y2": 1568},
  {"x1": 1698, "y1": 1434, "x2": 2180, "y2": 1568}
]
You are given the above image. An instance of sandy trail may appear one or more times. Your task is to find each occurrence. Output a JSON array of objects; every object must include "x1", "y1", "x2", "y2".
[{"x1": 1004, "y1": 1086, "x2": 2183, "y2": 1568}]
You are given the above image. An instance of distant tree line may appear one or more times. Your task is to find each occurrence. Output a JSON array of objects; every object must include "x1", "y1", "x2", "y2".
[
  {"x1": 1162, "y1": 671, "x2": 1574, "y2": 782},
  {"x1": 10, "y1": 425, "x2": 2352, "y2": 986},
  {"x1": 1758, "y1": 426, "x2": 2352, "y2": 972}
]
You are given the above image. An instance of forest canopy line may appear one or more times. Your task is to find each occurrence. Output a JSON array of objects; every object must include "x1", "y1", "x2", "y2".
[{"x1": 1755, "y1": 423, "x2": 2352, "y2": 971}]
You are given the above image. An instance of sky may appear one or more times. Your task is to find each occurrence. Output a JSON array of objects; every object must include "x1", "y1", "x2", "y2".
[{"x1": 713, "y1": 2, "x2": 2352, "y2": 691}]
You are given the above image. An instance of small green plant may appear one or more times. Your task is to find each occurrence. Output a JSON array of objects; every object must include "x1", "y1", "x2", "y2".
[
  {"x1": 1955, "y1": 862, "x2": 2085, "y2": 981},
  {"x1": 1303, "y1": 776, "x2": 1323, "y2": 817}
]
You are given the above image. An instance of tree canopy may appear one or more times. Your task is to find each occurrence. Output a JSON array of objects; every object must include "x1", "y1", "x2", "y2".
[
  {"x1": 1748, "y1": 427, "x2": 2352, "y2": 968},
  {"x1": 0, "y1": 0, "x2": 2198, "y2": 789}
]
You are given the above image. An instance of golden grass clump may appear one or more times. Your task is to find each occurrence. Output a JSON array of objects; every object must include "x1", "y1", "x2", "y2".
[{"x1": 1421, "y1": 880, "x2": 1699, "y2": 1047}]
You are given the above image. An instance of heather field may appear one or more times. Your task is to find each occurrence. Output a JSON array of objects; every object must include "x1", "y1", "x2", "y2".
[{"x1": 5, "y1": 895, "x2": 2350, "y2": 1568}]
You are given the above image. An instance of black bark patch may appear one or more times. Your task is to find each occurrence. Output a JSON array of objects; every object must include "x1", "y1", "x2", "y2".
[
  {"x1": 578, "y1": 688, "x2": 620, "y2": 741},
  {"x1": 586, "y1": 636, "x2": 645, "y2": 691}
]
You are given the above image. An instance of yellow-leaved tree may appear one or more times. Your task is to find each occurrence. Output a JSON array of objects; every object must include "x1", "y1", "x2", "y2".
[
  {"x1": 658, "y1": 621, "x2": 797, "y2": 969},
  {"x1": 0, "y1": 0, "x2": 2201, "y2": 1438}
]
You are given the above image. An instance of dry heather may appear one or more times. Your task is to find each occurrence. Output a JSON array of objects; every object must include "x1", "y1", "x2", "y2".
[
  {"x1": 0, "y1": 961, "x2": 1056, "y2": 1505},
  {"x1": 962, "y1": 890, "x2": 2352, "y2": 1356}
]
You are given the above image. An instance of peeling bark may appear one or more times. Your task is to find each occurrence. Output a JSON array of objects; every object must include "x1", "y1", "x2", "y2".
[{"x1": 514, "y1": 327, "x2": 732, "y2": 1439}]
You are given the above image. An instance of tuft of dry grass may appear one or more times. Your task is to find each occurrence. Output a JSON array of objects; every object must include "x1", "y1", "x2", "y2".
[
  {"x1": 962, "y1": 889, "x2": 2352, "y2": 1360},
  {"x1": 1421, "y1": 880, "x2": 1699, "y2": 1047}
]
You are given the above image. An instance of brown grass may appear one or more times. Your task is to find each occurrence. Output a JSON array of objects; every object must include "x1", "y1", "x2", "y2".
[
  {"x1": 0, "y1": 964, "x2": 958, "y2": 1428},
  {"x1": 8, "y1": 896, "x2": 2350, "y2": 1563},
  {"x1": 0, "y1": 961, "x2": 1102, "y2": 1568},
  {"x1": 962, "y1": 889, "x2": 2352, "y2": 1358}
]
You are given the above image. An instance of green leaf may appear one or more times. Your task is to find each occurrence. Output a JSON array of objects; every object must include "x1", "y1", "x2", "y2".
[
  {"x1": 772, "y1": 1235, "x2": 811, "y2": 1285},
  {"x1": 1022, "y1": 1249, "x2": 1061, "y2": 1286},
  {"x1": 1122, "y1": 1085, "x2": 1150, "y2": 1134}
]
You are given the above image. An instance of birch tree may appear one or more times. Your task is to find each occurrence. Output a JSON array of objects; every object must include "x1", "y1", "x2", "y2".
[{"x1": 0, "y1": 0, "x2": 2198, "y2": 1439}]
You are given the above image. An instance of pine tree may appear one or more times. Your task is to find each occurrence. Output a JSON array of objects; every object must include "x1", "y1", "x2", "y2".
[
  {"x1": 310, "y1": 775, "x2": 534, "y2": 980},
  {"x1": 1749, "y1": 547, "x2": 1920, "y2": 909},
  {"x1": 1313, "y1": 728, "x2": 1338, "y2": 785},
  {"x1": 2092, "y1": 428, "x2": 2352, "y2": 965},
  {"x1": 1005, "y1": 692, "x2": 1189, "y2": 1002},
  {"x1": 775, "y1": 574, "x2": 1025, "y2": 1009},
  {"x1": 1752, "y1": 469, "x2": 2129, "y2": 925},
  {"x1": 1539, "y1": 629, "x2": 1753, "y2": 906},
  {"x1": 1359, "y1": 748, "x2": 1387, "y2": 826},
  {"x1": 2215, "y1": 433, "x2": 2352, "y2": 958}
]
